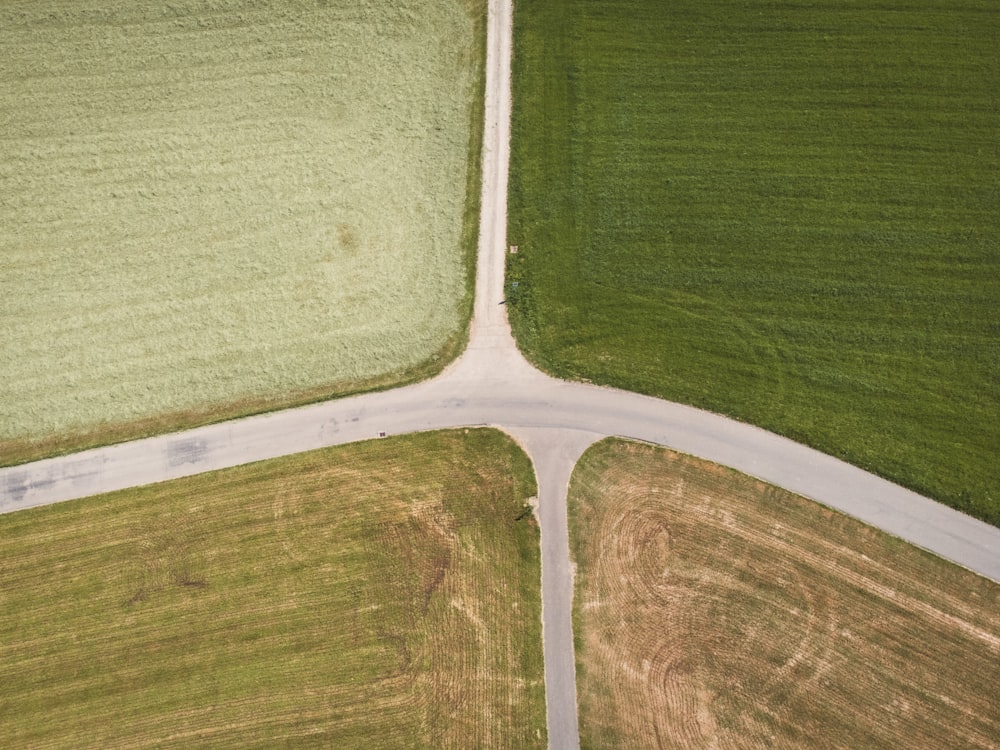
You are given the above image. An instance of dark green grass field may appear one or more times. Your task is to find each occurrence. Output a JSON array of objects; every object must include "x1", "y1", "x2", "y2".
[{"x1": 507, "y1": 0, "x2": 1000, "y2": 524}]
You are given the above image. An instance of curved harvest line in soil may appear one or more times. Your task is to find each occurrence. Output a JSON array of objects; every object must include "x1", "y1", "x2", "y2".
[{"x1": 2, "y1": 1, "x2": 999, "y2": 749}]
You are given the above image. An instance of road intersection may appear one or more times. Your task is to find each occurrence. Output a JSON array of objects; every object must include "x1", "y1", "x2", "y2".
[{"x1": 2, "y1": 1, "x2": 998, "y2": 747}]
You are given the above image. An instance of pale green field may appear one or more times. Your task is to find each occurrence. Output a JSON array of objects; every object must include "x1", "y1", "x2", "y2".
[{"x1": 0, "y1": 0, "x2": 482, "y2": 458}]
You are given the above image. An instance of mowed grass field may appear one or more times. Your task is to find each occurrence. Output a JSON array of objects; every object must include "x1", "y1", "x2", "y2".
[
  {"x1": 0, "y1": 0, "x2": 484, "y2": 464},
  {"x1": 0, "y1": 429, "x2": 546, "y2": 748},
  {"x1": 569, "y1": 439, "x2": 1000, "y2": 749},
  {"x1": 506, "y1": 0, "x2": 1000, "y2": 524}
]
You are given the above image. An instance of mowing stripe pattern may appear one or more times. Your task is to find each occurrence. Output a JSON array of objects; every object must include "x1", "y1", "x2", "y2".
[{"x1": 1, "y1": 0, "x2": 481, "y2": 450}]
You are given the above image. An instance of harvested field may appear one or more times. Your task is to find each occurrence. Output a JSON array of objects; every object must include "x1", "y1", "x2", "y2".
[
  {"x1": 0, "y1": 0, "x2": 484, "y2": 463},
  {"x1": 0, "y1": 429, "x2": 546, "y2": 748},
  {"x1": 569, "y1": 439, "x2": 1000, "y2": 749}
]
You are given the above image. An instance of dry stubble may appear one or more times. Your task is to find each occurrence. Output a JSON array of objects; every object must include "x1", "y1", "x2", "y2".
[
  {"x1": 570, "y1": 439, "x2": 1000, "y2": 749},
  {"x1": 0, "y1": 429, "x2": 545, "y2": 748}
]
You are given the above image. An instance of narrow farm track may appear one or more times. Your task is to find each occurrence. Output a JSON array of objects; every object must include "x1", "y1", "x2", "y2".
[{"x1": 2, "y1": 0, "x2": 1000, "y2": 748}]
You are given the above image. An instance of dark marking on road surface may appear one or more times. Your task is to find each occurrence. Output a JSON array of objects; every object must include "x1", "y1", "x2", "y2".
[
  {"x1": 3, "y1": 471, "x2": 56, "y2": 506},
  {"x1": 167, "y1": 438, "x2": 209, "y2": 468},
  {"x1": 320, "y1": 418, "x2": 340, "y2": 441},
  {"x1": 68, "y1": 458, "x2": 103, "y2": 487},
  {"x1": 5, "y1": 471, "x2": 30, "y2": 503}
]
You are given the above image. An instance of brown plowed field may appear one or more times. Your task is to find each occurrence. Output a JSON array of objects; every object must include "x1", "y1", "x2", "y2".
[{"x1": 569, "y1": 439, "x2": 999, "y2": 749}]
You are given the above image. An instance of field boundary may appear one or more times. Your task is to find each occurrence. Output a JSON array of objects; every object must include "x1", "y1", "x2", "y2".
[{"x1": 4, "y1": 3, "x2": 999, "y2": 749}]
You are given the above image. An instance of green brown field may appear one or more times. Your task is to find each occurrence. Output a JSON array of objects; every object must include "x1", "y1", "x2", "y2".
[
  {"x1": 0, "y1": 0, "x2": 484, "y2": 464},
  {"x1": 0, "y1": 428, "x2": 546, "y2": 748},
  {"x1": 569, "y1": 439, "x2": 1000, "y2": 749}
]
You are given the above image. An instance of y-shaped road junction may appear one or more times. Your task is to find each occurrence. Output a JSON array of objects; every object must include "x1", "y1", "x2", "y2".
[{"x1": 2, "y1": 2, "x2": 998, "y2": 748}]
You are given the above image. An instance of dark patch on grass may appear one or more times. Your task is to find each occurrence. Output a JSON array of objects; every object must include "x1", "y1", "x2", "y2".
[{"x1": 422, "y1": 551, "x2": 451, "y2": 614}]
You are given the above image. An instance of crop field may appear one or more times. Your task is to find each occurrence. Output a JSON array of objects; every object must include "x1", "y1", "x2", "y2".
[
  {"x1": 506, "y1": 0, "x2": 1000, "y2": 524},
  {"x1": 0, "y1": 429, "x2": 546, "y2": 748},
  {"x1": 0, "y1": 0, "x2": 484, "y2": 464},
  {"x1": 569, "y1": 439, "x2": 1000, "y2": 749}
]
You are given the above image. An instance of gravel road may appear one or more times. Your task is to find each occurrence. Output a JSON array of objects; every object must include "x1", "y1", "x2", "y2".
[{"x1": 2, "y1": 1, "x2": 998, "y2": 748}]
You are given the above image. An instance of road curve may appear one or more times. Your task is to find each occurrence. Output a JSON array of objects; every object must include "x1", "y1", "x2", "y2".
[
  {"x1": 7, "y1": 364, "x2": 997, "y2": 582},
  {"x1": 2, "y1": 1, "x2": 999, "y2": 749}
]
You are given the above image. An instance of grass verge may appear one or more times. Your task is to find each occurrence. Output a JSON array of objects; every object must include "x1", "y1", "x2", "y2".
[
  {"x1": 569, "y1": 438, "x2": 1000, "y2": 749},
  {"x1": 0, "y1": 428, "x2": 546, "y2": 748},
  {"x1": 506, "y1": 0, "x2": 1000, "y2": 524},
  {"x1": 1, "y1": 0, "x2": 487, "y2": 464}
]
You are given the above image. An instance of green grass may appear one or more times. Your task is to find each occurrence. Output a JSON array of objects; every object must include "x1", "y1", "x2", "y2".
[
  {"x1": 0, "y1": 428, "x2": 545, "y2": 748},
  {"x1": 569, "y1": 439, "x2": 1000, "y2": 748},
  {"x1": 506, "y1": 0, "x2": 1000, "y2": 525},
  {"x1": 0, "y1": 0, "x2": 485, "y2": 463}
]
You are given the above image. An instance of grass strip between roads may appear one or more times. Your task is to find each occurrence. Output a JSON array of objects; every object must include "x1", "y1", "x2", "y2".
[
  {"x1": 507, "y1": 0, "x2": 1000, "y2": 525},
  {"x1": 0, "y1": 429, "x2": 546, "y2": 748},
  {"x1": 569, "y1": 438, "x2": 1000, "y2": 749}
]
